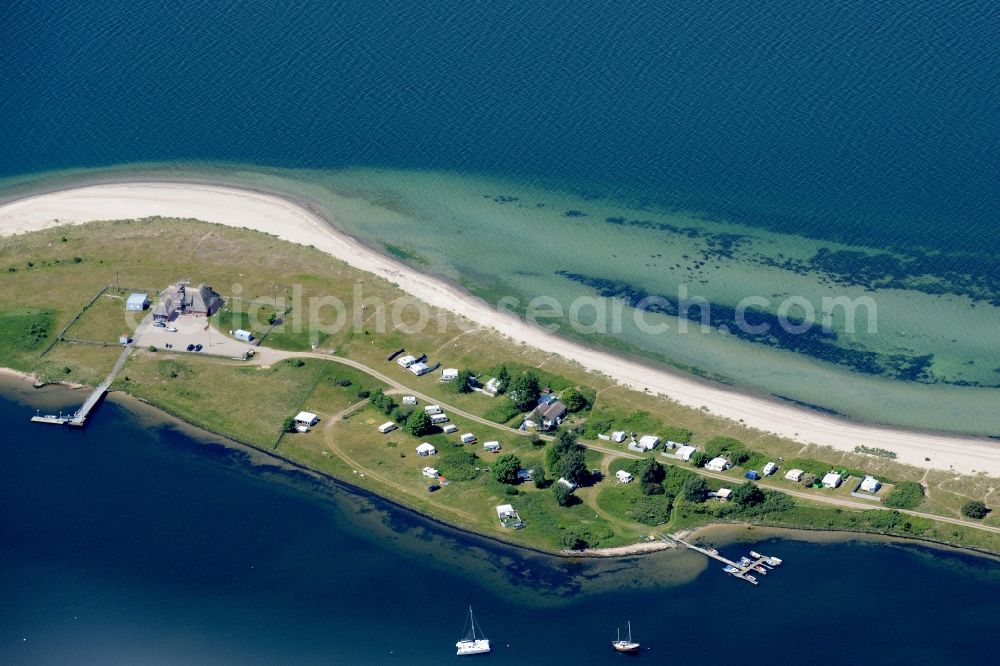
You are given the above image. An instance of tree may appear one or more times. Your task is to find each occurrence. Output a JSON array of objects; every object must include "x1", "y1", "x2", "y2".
[
  {"x1": 626, "y1": 458, "x2": 665, "y2": 485},
  {"x1": 689, "y1": 451, "x2": 708, "y2": 468},
  {"x1": 557, "y1": 448, "x2": 588, "y2": 485},
  {"x1": 507, "y1": 370, "x2": 541, "y2": 411},
  {"x1": 561, "y1": 387, "x2": 589, "y2": 412},
  {"x1": 884, "y1": 481, "x2": 925, "y2": 510},
  {"x1": 553, "y1": 481, "x2": 575, "y2": 507},
  {"x1": 682, "y1": 476, "x2": 710, "y2": 502},
  {"x1": 368, "y1": 388, "x2": 397, "y2": 416},
  {"x1": 492, "y1": 454, "x2": 522, "y2": 485},
  {"x1": 961, "y1": 500, "x2": 989, "y2": 520},
  {"x1": 560, "y1": 526, "x2": 589, "y2": 550},
  {"x1": 731, "y1": 482, "x2": 766, "y2": 508},
  {"x1": 453, "y1": 369, "x2": 476, "y2": 393},
  {"x1": 281, "y1": 416, "x2": 296, "y2": 433},
  {"x1": 404, "y1": 410, "x2": 434, "y2": 437},
  {"x1": 533, "y1": 466, "x2": 548, "y2": 489},
  {"x1": 705, "y1": 436, "x2": 750, "y2": 465}
]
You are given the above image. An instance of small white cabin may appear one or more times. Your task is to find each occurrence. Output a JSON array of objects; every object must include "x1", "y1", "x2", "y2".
[
  {"x1": 675, "y1": 445, "x2": 697, "y2": 461},
  {"x1": 705, "y1": 456, "x2": 730, "y2": 472},
  {"x1": 785, "y1": 468, "x2": 805, "y2": 482},
  {"x1": 822, "y1": 472, "x2": 843, "y2": 489},
  {"x1": 416, "y1": 443, "x2": 437, "y2": 456},
  {"x1": 293, "y1": 411, "x2": 318, "y2": 432},
  {"x1": 377, "y1": 421, "x2": 397, "y2": 434},
  {"x1": 429, "y1": 413, "x2": 449, "y2": 425},
  {"x1": 441, "y1": 368, "x2": 458, "y2": 381},
  {"x1": 557, "y1": 477, "x2": 577, "y2": 491},
  {"x1": 616, "y1": 470, "x2": 633, "y2": 484},
  {"x1": 763, "y1": 462, "x2": 778, "y2": 476},
  {"x1": 409, "y1": 362, "x2": 431, "y2": 376},
  {"x1": 460, "y1": 433, "x2": 477, "y2": 445},
  {"x1": 397, "y1": 354, "x2": 416, "y2": 368},
  {"x1": 638, "y1": 435, "x2": 661, "y2": 451},
  {"x1": 860, "y1": 476, "x2": 881, "y2": 493},
  {"x1": 483, "y1": 441, "x2": 501, "y2": 453}
]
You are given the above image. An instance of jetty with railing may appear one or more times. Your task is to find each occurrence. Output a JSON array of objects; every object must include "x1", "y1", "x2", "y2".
[{"x1": 31, "y1": 346, "x2": 132, "y2": 428}]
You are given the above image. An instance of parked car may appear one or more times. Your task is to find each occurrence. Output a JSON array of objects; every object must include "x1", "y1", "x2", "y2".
[
  {"x1": 166, "y1": 326, "x2": 177, "y2": 332},
  {"x1": 194, "y1": 344, "x2": 203, "y2": 351},
  {"x1": 427, "y1": 484, "x2": 441, "y2": 493},
  {"x1": 153, "y1": 321, "x2": 166, "y2": 328},
  {"x1": 186, "y1": 344, "x2": 195, "y2": 352}
]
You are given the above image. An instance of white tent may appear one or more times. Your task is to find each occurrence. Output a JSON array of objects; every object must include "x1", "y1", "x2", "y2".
[
  {"x1": 860, "y1": 476, "x2": 881, "y2": 493},
  {"x1": 676, "y1": 445, "x2": 697, "y2": 461},
  {"x1": 705, "y1": 456, "x2": 730, "y2": 472},
  {"x1": 822, "y1": 472, "x2": 843, "y2": 488},
  {"x1": 416, "y1": 443, "x2": 437, "y2": 456}
]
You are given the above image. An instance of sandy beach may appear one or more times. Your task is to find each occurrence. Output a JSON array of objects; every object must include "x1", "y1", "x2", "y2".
[{"x1": 2, "y1": 181, "x2": 999, "y2": 476}]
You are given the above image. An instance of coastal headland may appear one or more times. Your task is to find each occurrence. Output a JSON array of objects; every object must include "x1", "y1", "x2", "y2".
[{"x1": 2, "y1": 181, "x2": 998, "y2": 475}]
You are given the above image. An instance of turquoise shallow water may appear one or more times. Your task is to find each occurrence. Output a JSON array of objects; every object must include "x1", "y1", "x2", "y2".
[
  {"x1": 2, "y1": 0, "x2": 998, "y2": 431},
  {"x1": 3, "y1": 386, "x2": 1000, "y2": 663}
]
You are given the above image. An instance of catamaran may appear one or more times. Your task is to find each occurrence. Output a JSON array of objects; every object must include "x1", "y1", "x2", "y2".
[
  {"x1": 456, "y1": 606, "x2": 491, "y2": 656},
  {"x1": 612, "y1": 621, "x2": 640, "y2": 653}
]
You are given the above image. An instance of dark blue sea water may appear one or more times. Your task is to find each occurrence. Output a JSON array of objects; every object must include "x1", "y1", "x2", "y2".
[
  {"x1": 3, "y1": 386, "x2": 1000, "y2": 663},
  {"x1": 2, "y1": 0, "x2": 998, "y2": 251}
]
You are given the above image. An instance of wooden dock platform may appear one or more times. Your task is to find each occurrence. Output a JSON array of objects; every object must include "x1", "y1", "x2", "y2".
[
  {"x1": 668, "y1": 535, "x2": 781, "y2": 585},
  {"x1": 31, "y1": 346, "x2": 132, "y2": 428}
]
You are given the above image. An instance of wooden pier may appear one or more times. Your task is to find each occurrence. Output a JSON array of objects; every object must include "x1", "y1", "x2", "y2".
[
  {"x1": 668, "y1": 535, "x2": 781, "y2": 585},
  {"x1": 31, "y1": 346, "x2": 132, "y2": 428}
]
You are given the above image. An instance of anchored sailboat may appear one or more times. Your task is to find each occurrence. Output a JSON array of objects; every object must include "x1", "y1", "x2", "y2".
[
  {"x1": 612, "y1": 621, "x2": 640, "y2": 653},
  {"x1": 456, "y1": 606, "x2": 491, "y2": 656}
]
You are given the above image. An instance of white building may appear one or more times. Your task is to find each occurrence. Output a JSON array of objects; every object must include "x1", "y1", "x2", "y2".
[
  {"x1": 496, "y1": 504, "x2": 517, "y2": 519},
  {"x1": 638, "y1": 435, "x2": 661, "y2": 451},
  {"x1": 557, "y1": 477, "x2": 577, "y2": 491},
  {"x1": 125, "y1": 293, "x2": 149, "y2": 311},
  {"x1": 860, "y1": 476, "x2": 881, "y2": 493},
  {"x1": 441, "y1": 368, "x2": 458, "y2": 381},
  {"x1": 377, "y1": 421, "x2": 397, "y2": 434},
  {"x1": 762, "y1": 462, "x2": 778, "y2": 476},
  {"x1": 616, "y1": 470, "x2": 633, "y2": 484},
  {"x1": 396, "y1": 354, "x2": 416, "y2": 368},
  {"x1": 416, "y1": 443, "x2": 437, "y2": 456},
  {"x1": 293, "y1": 411, "x2": 318, "y2": 432},
  {"x1": 409, "y1": 362, "x2": 431, "y2": 376},
  {"x1": 705, "y1": 456, "x2": 730, "y2": 472},
  {"x1": 675, "y1": 445, "x2": 698, "y2": 461},
  {"x1": 424, "y1": 405, "x2": 443, "y2": 415},
  {"x1": 429, "y1": 413, "x2": 449, "y2": 425},
  {"x1": 785, "y1": 469, "x2": 804, "y2": 482},
  {"x1": 402, "y1": 396, "x2": 417, "y2": 406},
  {"x1": 483, "y1": 441, "x2": 501, "y2": 452},
  {"x1": 822, "y1": 472, "x2": 843, "y2": 488},
  {"x1": 612, "y1": 431, "x2": 627, "y2": 443},
  {"x1": 421, "y1": 466, "x2": 439, "y2": 478},
  {"x1": 460, "y1": 433, "x2": 477, "y2": 445}
]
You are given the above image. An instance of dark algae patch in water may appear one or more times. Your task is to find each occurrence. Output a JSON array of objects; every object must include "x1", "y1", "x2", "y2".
[{"x1": 557, "y1": 271, "x2": 943, "y2": 384}]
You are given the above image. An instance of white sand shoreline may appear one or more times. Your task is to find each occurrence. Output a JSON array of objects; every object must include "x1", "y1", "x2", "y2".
[{"x1": 2, "y1": 181, "x2": 999, "y2": 475}]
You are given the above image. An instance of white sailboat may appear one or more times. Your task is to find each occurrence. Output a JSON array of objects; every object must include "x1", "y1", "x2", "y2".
[
  {"x1": 456, "y1": 606, "x2": 491, "y2": 656},
  {"x1": 612, "y1": 621, "x2": 640, "y2": 653}
]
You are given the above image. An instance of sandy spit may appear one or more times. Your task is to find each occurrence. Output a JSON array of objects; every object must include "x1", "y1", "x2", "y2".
[{"x1": 2, "y1": 181, "x2": 998, "y2": 475}]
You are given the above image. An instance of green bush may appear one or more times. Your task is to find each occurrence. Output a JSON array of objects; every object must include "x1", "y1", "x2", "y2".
[
  {"x1": 961, "y1": 500, "x2": 988, "y2": 520},
  {"x1": 440, "y1": 449, "x2": 479, "y2": 481},
  {"x1": 630, "y1": 495, "x2": 673, "y2": 526},
  {"x1": 483, "y1": 401, "x2": 521, "y2": 424},
  {"x1": 884, "y1": 481, "x2": 925, "y2": 509},
  {"x1": 660, "y1": 426, "x2": 693, "y2": 444}
]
